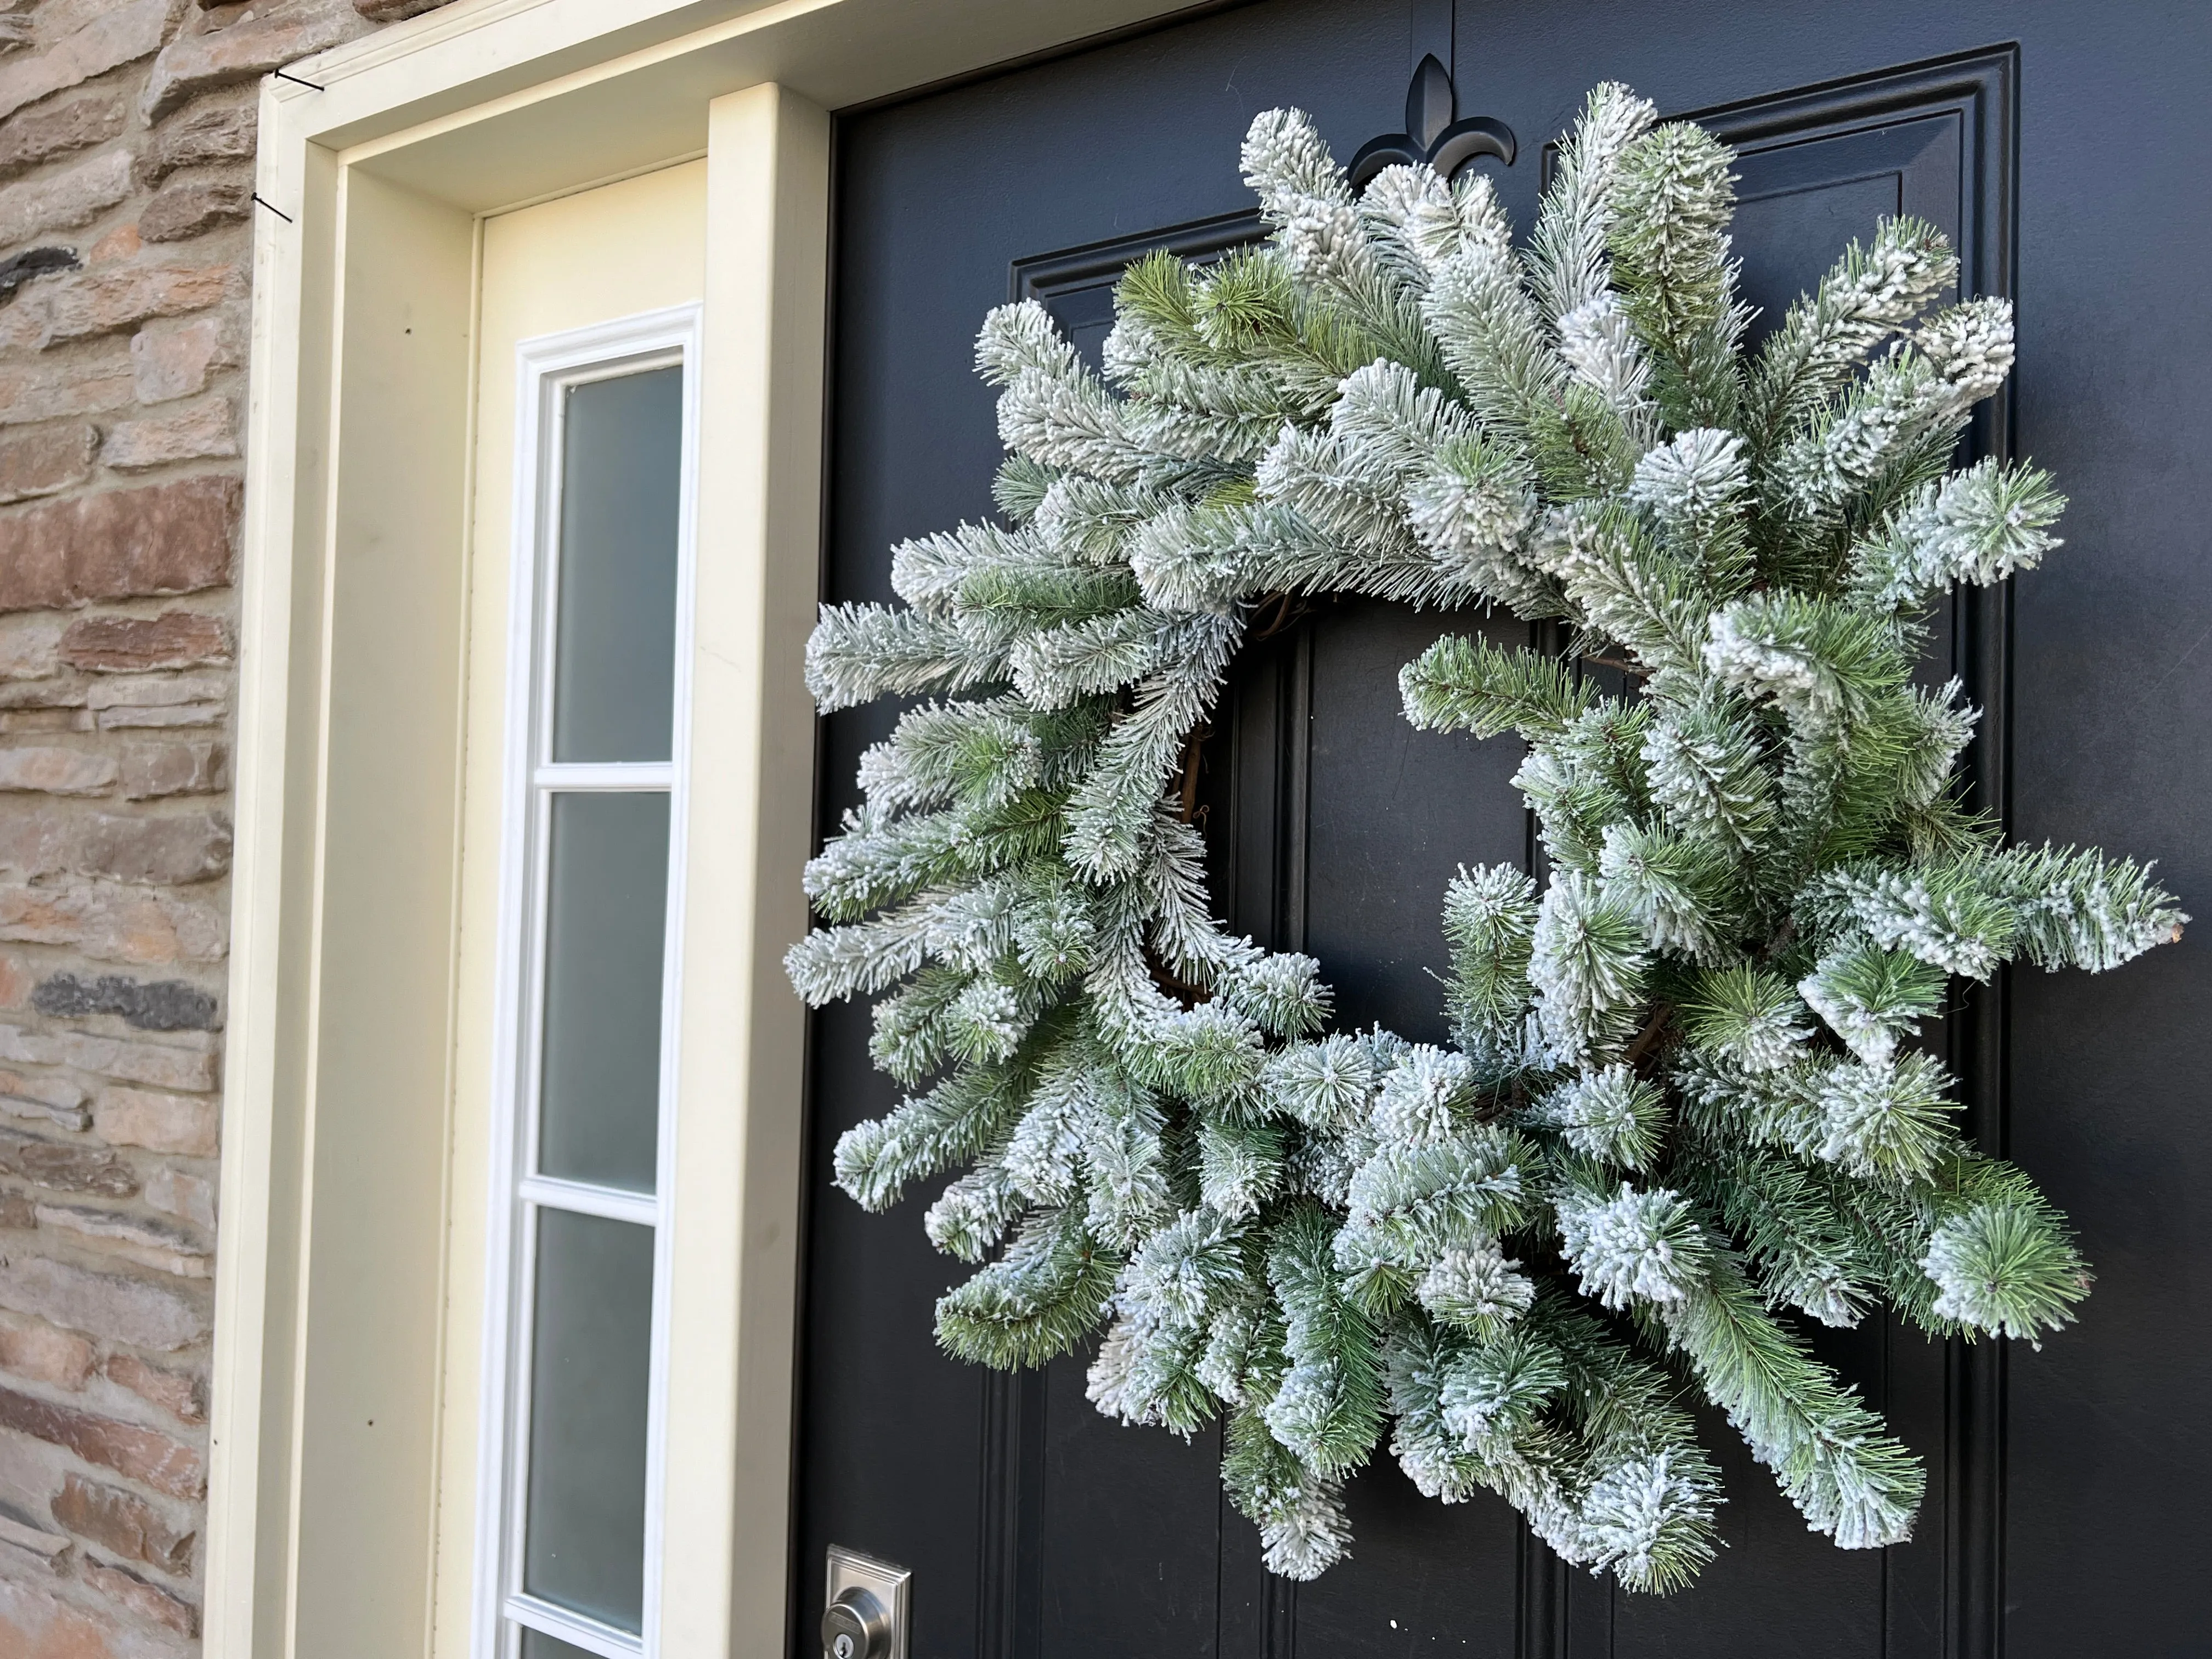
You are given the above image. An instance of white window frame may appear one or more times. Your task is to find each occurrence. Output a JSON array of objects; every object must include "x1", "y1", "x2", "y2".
[{"x1": 475, "y1": 304, "x2": 704, "y2": 1659}]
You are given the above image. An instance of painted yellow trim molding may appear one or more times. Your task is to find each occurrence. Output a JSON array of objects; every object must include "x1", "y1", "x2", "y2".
[
  {"x1": 661, "y1": 83, "x2": 830, "y2": 1653},
  {"x1": 445, "y1": 161, "x2": 712, "y2": 1659},
  {"x1": 218, "y1": 2, "x2": 1194, "y2": 1655}
]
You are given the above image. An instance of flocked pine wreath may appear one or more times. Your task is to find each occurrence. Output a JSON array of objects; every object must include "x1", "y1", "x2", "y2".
[{"x1": 787, "y1": 84, "x2": 2187, "y2": 1591}]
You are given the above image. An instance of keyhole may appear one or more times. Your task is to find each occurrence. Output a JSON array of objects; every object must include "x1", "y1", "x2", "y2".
[{"x1": 833, "y1": 1635, "x2": 855, "y2": 1659}]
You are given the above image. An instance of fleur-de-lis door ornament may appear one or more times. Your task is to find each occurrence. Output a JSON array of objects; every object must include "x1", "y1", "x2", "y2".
[{"x1": 1348, "y1": 52, "x2": 1517, "y2": 189}]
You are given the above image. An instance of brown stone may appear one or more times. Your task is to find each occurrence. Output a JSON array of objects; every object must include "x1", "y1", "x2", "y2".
[
  {"x1": 0, "y1": 747, "x2": 114, "y2": 796},
  {"x1": 0, "y1": 1189, "x2": 30, "y2": 1230},
  {"x1": 139, "y1": 90, "x2": 256, "y2": 188},
  {"x1": 81, "y1": 1559, "x2": 198, "y2": 1638},
  {"x1": 0, "y1": 617, "x2": 61, "y2": 681},
  {"x1": 98, "y1": 398, "x2": 237, "y2": 470},
  {"x1": 32, "y1": 1204, "x2": 208, "y2": 1278},
  {"x1": 140, "y1": 1166, "x2": 212, "y2": 1233},
  {"x1": 0, "y1": 956, "x2": 23, "y2": 1008},
  {"x1": 0, "y1": 0, "x2": 168, "y2": 125},
  {"x1": 0, "y1": 342, "x2": 134, "y2": 426},
  {"x1": 0, "y1": 682, "x2": 83, "y2": 712},
  {"x1": 0, "y1": 1386, "x2": 204, "y2": 1498},
  {"x1": 0, "y1": 1127, "x2": 136, "y2": 1198},
  {"x1": 102, "y1": 1353, "x2": 202, "y2": 1425},
  {"x1": 117, "y1": 741, "x2": 225, "y2": 800},
  {"x1": 0, "y1": 1255, "x2": 206, "y2": 1352},
  {"x1": 129, "y1": 314, "x2": 232, "y2": 405},
  {"x1": 52, "y1": 1472, "x2": 195, "y2": 1576},
  {"x1": 79, "y1": 811, "x2": 232, "y2": 886},
  {"x1": 0, "y1": 477, "x2": 238, "y2": 616},
  {"x1": 0, "y1": 1024, "x2": 219, "y2": 1093},
  {"x1": 0, "y1": 1102, "x2": 86, "y2": 1135},
  {"x1": 0, "y1": 1576, "x2": 178, "y2": 1659},
  {"x1": 0, "y1": 287, "x2": 41, "y2": 355},
  {"x1": 91, "y1": 1088, "x2": 217, "y2": 1159},
  {"x1": 0, "y1": 1414, "x2": 64, "y2": 1515},
  {"x1": 0, "y1": 878, "x2": 227, "y2": 966},
  {"x1": 38, "y1": 259, "x2": 241, "y2": 347},
  {"x1": 86, "y1": 221, "x2": 139, "y2": 264},
  {"x1": 0, "y1": 809, "x2": 69, "y2": 879},
  {"x1": 0, "y1": 148, "x2": 131, "y2": 249},
  {"x1": 59, "y1": 613, "x2": 229, "y2": 675},
  {"x1": 357, "y1": 0, "x2": 459, "y2": 18},
  {"x1": 0, "y1": 1510, "x2": 70, "y2": 1568},
  {"x1": 0, "y1": 422, "x2": 95, "y2": 506},
  {"x1": 144, "y1": 5, "x2": 370, "y2": 121},
  {"x1": 0, "y1": 1313, "x2": 93, "y2": 1390},
  {"x1": 0, "y1": 1066, "x2": 92, "y2": 1133},
  {"x1": 84, "y1": 675, "x2": 225, "y2": 713},
  {"x1": 137, "y1": 172, "x2": 252, "y2": 245},
  {"x1": 95, "y1": 704, "x2": 221, "y2": 733},
  {"x1": 0, "y1": 87, "x2": 125, "y2": 181},
  {"x1": 0, "y1": 805, "x2": 233, "y2": 886},
  {"x1": 0, "y1": 1068, "x2": 87, "y2": 1108}
]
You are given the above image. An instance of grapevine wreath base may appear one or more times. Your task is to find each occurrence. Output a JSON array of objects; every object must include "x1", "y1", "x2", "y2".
[{"x1": 787, "y1": 84, "x2": 2186, "y2": 1589}]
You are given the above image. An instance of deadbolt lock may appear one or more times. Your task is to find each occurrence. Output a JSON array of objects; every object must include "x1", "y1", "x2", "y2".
[
  {"x1": 821, "y1": 1586, "x2": 888, "y2": 1659},
  {"x1": 824, "y1": 1545, "x2": 909, "y2": 1659}
]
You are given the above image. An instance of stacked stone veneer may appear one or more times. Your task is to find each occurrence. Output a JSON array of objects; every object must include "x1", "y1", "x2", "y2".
[{"x1": 0, "y1": 1, "x2": 453, "y2": 1653}]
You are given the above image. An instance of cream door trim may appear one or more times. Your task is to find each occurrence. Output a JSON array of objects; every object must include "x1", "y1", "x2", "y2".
[
  {"x1": 219, "y1": 3, "x2": 1197, "y2": 1655},
  {"x1": 455, "y1": 165, "x2": 708, "y2": 1659}
]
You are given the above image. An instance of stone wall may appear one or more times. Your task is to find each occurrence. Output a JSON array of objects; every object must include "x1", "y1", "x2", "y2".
[{"x1": 0, "y1": 2, "x2": 453, "y2": 1653}]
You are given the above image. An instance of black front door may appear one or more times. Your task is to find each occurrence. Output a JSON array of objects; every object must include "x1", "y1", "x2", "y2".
[{"x1": 799, "y1": 3, "x2": 2212, "y2": 1654}]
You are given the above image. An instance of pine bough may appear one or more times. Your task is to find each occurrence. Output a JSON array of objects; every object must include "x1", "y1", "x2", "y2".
[{"x1": 788, "y1": 85, "x2": 2186, "y2": 1590}]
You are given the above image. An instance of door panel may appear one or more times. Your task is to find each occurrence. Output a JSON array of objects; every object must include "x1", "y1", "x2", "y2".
[
  {"x1": 804, "y1": 15, "x2": 1407, "y2": 1656},
  {"x1": 803, "y1": 5, "x2": 2212, "y2": 1656},
  {"x1": 1034, "y1": 1359, "x2": 1223, "y2": 1651},
  {"x1": 1300, "y1": 602, "x2": 1528, "y2": 1045}
]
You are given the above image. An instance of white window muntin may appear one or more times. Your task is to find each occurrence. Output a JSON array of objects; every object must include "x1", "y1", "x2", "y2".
[{"x1": 477, "y1": 304, "x2": 702, "y2": 1659}]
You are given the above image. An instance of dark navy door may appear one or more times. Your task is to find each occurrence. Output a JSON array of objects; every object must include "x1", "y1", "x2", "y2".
[{"x1": 799, "y1": 3, "x2": 2212, "y2": 1654}]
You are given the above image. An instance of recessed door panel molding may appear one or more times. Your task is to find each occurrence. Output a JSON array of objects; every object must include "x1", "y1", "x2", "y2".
[
  {"x1": 1012, "y1": 210, "x2": 1264, "y2": 365},
  {"x1": 970, "y1": 211, "x2": 1282, "y2": 1659},
  {"x1": 1661, "y1": 51, "x2": 2019, "y2": 1659}
]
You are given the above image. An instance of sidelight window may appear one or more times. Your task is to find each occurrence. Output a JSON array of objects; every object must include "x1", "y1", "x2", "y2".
[{"x1": 478, "y1": 315, "x2": 698, "y2": 1659}]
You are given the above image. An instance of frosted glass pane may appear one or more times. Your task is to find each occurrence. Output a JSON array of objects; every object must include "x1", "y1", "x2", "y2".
[
  {"x1": 551, "y1": 366, "x2": 682, "y2": 763},
  {"x1": 520, "y1": 1629, "x2": 602, "y2": 1659},
  {"x1": 539, "y1": 792, "x2": 668, "y2": 1192},
  {"x1": 524, "y1": 1209, "x2": 654, "y2": 1633}
]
